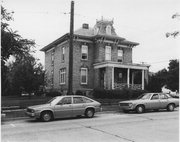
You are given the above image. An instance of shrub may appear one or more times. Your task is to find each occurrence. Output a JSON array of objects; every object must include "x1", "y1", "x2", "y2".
[
  {"x1": 45, "y1": 91, "x2": 62, "y2": 97},
  {"x1": 92, "y1": 88, "x2": 148, "y2": 100},
  {"x1": 75, "y1": 90, "x2": 84, "y2": 95}
]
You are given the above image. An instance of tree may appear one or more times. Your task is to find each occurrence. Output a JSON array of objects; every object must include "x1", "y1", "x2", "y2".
[
  {"x1": 166, "y1": 13, "x2": 180, "y2": 38},
  {"x1": 147, "y1": 69, "x2": 168, "y2": 92},
  {"x1": 147, "y1": 60, "x2": 179, "y2": 92},
  {"x1": 166, "y1": 59, "x2": 179, "y2": 91},
  {"x1": 1, "y1": 6, "x2": 35, "y2": 63},
  {"x1": 1, "y1": 6, "x2": 36, "y2": 96},
  {"x1": 8, "y1": 55, "x2": 45, "y2": 96}
]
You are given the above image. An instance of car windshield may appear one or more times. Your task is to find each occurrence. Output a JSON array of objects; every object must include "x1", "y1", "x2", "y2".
[
  {"x1": 137, "y1": 93, "x2": 151, "y2": 100},
  {"x1": 47, "y1": 97, "x2": 58, "y2": 104}
]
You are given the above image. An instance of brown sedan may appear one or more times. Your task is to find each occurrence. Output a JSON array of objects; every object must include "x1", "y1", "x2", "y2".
[{"x1": 25, "y1": 95, "x2": 101, "y2": 122}]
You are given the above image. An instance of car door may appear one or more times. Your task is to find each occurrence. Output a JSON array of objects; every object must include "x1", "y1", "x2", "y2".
[
  {"x1": 72, "y1": 97, "x2": 86, "y2": 116},
  {"x1": 148, "y1": 94, "x2": 161, "y2": 109},
  {"x1": 159, "y1": 94, "x2": 169, "y2": 109},
  {"x1": 54, "y1": 97, "x2": 73, "y2": 118}
]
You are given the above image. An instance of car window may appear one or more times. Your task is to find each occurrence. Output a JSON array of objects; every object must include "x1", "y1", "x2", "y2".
[
  {"x1": 59, "y1": 97, "x2": 72, "y2": 105},
  {"x1": 160, "y1": 94, "x2": 168, "y2": 99},
  {"x1": 82, "y1": 97, "x2": 93, "y2": 103},
  {"x1": 138, "y1": 93, "x2": 151, "y2": 100},
  {"x1": 73, "y1": 97, "x2": 84, "y2": 104},
  {"x1": 151, "y1": 94, "x2": 159, "y2": 100}
]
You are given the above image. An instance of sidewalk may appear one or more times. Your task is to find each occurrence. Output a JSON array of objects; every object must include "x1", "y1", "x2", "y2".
[{"x1": 2, "y1": 104, "x2": 120, "y2": 121}]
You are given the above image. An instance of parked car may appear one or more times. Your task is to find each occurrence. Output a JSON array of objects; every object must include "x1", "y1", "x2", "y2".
[
  {"x1": 119, "y1": 93, "x2": 179, "y2": 113},
  {"x1": 25, "y1": 95, "x2": 101, "y2": 122}
]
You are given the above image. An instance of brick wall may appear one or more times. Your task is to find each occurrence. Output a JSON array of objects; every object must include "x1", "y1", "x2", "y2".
[
  {"x1": 94, "y1": 42, "x2": 132, "y2": 64},
  {"x1": 72, "y1": 41, "x2": 94, "y2": 93},
  {"x1": 44, "y1": 39, "x2": 134, "y2": 93},
  {"x1": 45, "y1": 48, "x2": 54, "y2": 90}
]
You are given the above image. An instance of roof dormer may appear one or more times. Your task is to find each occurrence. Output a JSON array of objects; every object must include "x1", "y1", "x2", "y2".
[{"x1": 106, "y1": 25, "x2": 112, "y2": 35}]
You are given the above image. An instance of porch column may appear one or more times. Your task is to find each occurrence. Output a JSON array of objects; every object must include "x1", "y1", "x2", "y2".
[
  {"x1": 112, "y1": 67, "x2": 114, "y2": 89},
  {"x1": 142, "y1": 70, "x2": 144, "y2": 90},
  {"x1": 131, "y1": 72, "x2": 134, "y2": 85},
  {"x1": 127, "y1": 68, "x2": 130, "y2": 88}
]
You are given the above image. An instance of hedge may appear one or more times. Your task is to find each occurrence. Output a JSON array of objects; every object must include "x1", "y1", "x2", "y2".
[{"x1": 92, "y1": 88, "x2": 148, "y2": 100}]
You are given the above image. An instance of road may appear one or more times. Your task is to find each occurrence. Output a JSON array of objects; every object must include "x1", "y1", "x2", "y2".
[{"x1": 1, "y1": 109, "x2": 179, "y2": 142}]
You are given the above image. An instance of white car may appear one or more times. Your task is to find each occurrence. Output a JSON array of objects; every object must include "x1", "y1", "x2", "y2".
[{"x1": 119, "y1": 93, "x2": 179, "y2": 113}]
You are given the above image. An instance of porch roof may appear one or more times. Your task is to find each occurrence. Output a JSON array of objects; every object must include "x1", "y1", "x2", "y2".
[{"x1": 93, "y1": 61, "x2": 150, "y2": 70}]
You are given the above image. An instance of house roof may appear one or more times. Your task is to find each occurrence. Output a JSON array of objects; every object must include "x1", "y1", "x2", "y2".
[{"x1": 40, "y1": 19, "x2": 139, "y2": 52}]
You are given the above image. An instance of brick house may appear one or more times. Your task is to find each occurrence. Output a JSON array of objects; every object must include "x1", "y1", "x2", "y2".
[{"x1": 40, "y1": 19, "x2": 150, "y2": 95}]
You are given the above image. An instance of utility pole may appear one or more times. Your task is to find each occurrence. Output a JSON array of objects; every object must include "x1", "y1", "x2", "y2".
[{"x1": 68, "y1": 1, "x2": 74, "y2": 94}]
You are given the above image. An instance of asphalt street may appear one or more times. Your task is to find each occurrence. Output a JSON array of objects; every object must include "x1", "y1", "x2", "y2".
[{"x1": 1, "y1": 109, "x2": 179, "y2": 142}]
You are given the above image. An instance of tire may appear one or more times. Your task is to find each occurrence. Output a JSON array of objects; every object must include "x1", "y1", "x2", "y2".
[
  {"x1": 167, "y1": 104, "x2": 175, "y2": 111},
  {"x1": 136, "y1": 105, "x2": 145, "y2": 113},
  {"x1": 85, "y1": 109, "x2": 95, "y2": 118},
  {"x1": 41, "y1": 111, "x2": 53, "y2": 122}
]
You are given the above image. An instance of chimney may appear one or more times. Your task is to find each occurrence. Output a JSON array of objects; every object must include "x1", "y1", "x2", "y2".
[{"x1": 82, "y1": 23, "x2": 89, "y2": 29}]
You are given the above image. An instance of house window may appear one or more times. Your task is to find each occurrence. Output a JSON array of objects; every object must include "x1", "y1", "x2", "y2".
[
  {"x1": 105, "y1": 46, "x2": 111, "y2": 60},
  {"x1": 106, "y1": 25, "x2": 111, "y2": 35},
  {"x1": 118, "y1": 49, "x2": 123, "y2": 62},
  {"x1": 60, "y1": 68, "x2": 66, "y2": 84},
  {"x1": 51, "y1": 50, "x2": 54, "y2": 66},
  {"x1": 80, "y1": 68, "x2": 88, "y2": 84},
  {"x1": 81, "y1": 45, "x2": 88, "y2": 60},
  {"x1": 62, "y1": 47, "x2": 65, "y2": 62}
]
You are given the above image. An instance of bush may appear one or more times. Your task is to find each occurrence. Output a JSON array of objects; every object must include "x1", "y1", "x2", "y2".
[
  {"x1": 92, "y1": 88, "x2": 148, "y2": 100},
  {"x1": 45, "y1": 91, "x2": 62, "y2": 97},
  {"x1": 75, "y1": 90, "x2": 84, "y2": 95}
]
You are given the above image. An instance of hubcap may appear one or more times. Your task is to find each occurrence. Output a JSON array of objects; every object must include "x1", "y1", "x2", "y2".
[
  {"x1": 138, "y1": 107, "x2": 143, "y2": 113},
  {"x1": 43, "y1": 113, "x2": 51, "y2": 121},
  {"x1": 87, "y1": 110, "x2": 93, "y2": 117},
  {"x1": 169, "y1": 105, "x2": 174, "y2": 111}
]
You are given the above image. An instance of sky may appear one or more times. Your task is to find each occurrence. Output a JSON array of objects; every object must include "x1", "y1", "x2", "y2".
[{"x1": 2, "y1": 0, "x2": 180, "y2": 72}]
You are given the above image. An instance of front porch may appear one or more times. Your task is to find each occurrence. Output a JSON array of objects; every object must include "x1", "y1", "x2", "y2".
[{"x1": 94, "y1": 61, "x2": 150, "y2": 90}]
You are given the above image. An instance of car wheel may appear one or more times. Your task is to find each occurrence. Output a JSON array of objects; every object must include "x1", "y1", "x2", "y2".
[
  {"x1": 167, "y1": 104, "x2": 175, "y2": 111},
  {"x1": 41, "y1": 111, "x2": 53, "y2": 122},
  {"x1": 136, "y1": 105, "x2": 145, "y2": 113},
  {"x1": 85, "y1": 109, "x2": 95, "y2": 118}
]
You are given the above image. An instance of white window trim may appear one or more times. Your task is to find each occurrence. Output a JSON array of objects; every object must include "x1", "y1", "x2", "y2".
[
  {"x1": 80, "y1": 68, "x2": 88, "y2": 84},
  {"x1": 51, "y1": 51, "x2": 54, "y2": 65},
  {"x1": 81, "y1": 45, "x2": 88, "y2": 60},
  {"x1": 118, "y1": 49, "x2": 123, "y2": 62},
  {"x1": 62, "y1": 47, "x2": 65, "y2": 62},
  {"x1": 60, "y1": 68, "x2": 66, "y2": 84},
  {"x1": 105, "y1": 46, "x2": 111, "y2": 61}
]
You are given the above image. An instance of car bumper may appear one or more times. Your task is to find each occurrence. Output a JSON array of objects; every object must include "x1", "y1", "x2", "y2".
[
  {"x1": 119, "y1": 105, "x2": 135, "y2": 111},
  {"x1": 25, "y1": 111, "x2": 40, "y2": 118}
]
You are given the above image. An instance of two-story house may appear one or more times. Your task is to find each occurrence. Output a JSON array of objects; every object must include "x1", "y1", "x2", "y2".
[{"x1": 40, "y1": 18, "x2": 150, "y2": 95}]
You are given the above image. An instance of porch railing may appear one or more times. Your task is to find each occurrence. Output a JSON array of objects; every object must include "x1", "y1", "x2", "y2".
[{"x1": 114, "y1": 83, "x2": 142, "y2": 90}]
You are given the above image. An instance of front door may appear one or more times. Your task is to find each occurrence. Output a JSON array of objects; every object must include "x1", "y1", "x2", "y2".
[
  {"x1": 72, "y1": 97, "x2": 85, "y2": 116},
  {"x1": 54, "y1": 97, "x2": 73, "y2": 118},
  {"x1": 159, "y1": 93, "x2": 169, "y2": 109},
  {"x1": 147, "y1": 94, "x2": 160, "y2": 109}
]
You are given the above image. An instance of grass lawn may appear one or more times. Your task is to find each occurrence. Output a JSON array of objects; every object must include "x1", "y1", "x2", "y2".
[
  {"x1": 1, "y1": 95, "x2": 53, "y2": 109},
  {"x1": 1, "y1": 95, "x2": 124, "y2": 109}
]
